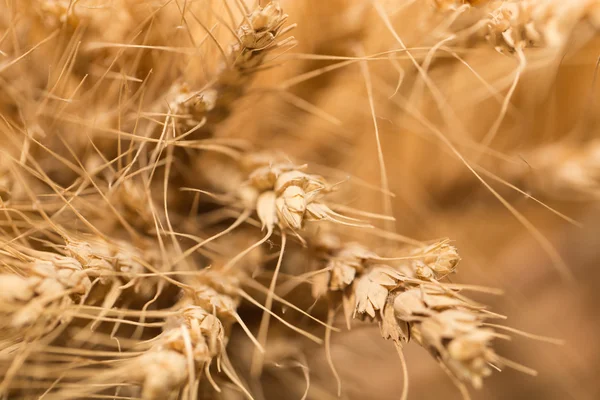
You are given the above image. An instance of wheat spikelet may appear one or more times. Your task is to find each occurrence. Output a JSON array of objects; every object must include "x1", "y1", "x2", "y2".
[
  {"x1": 168, "y1": 2, "x2": 295, "y2": 136},
  {"x1": 65, "y1": 235, "x2": 163, "y2": 298},
  {"x1": 128, "y1": 305, "x2": 227, "y2": 399},
  {"x1": 0, "y1": 250, "x2": 91, "y2": 329},
  {"x1": 434, "y1": 0, "x2": 600, "y2": 51},
  {"x1": 308, "y1": 231, "x2": 531, "y2": 392}
]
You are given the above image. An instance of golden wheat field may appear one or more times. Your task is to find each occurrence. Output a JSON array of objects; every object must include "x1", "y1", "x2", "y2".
[{"x1": 0, "y1": 0, "x2": 599, "y2": 399}]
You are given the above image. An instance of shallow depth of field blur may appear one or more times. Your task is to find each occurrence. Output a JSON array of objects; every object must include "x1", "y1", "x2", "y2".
[{"x1": 1, "y1": 1, "x2": 599, "y2": 399}]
